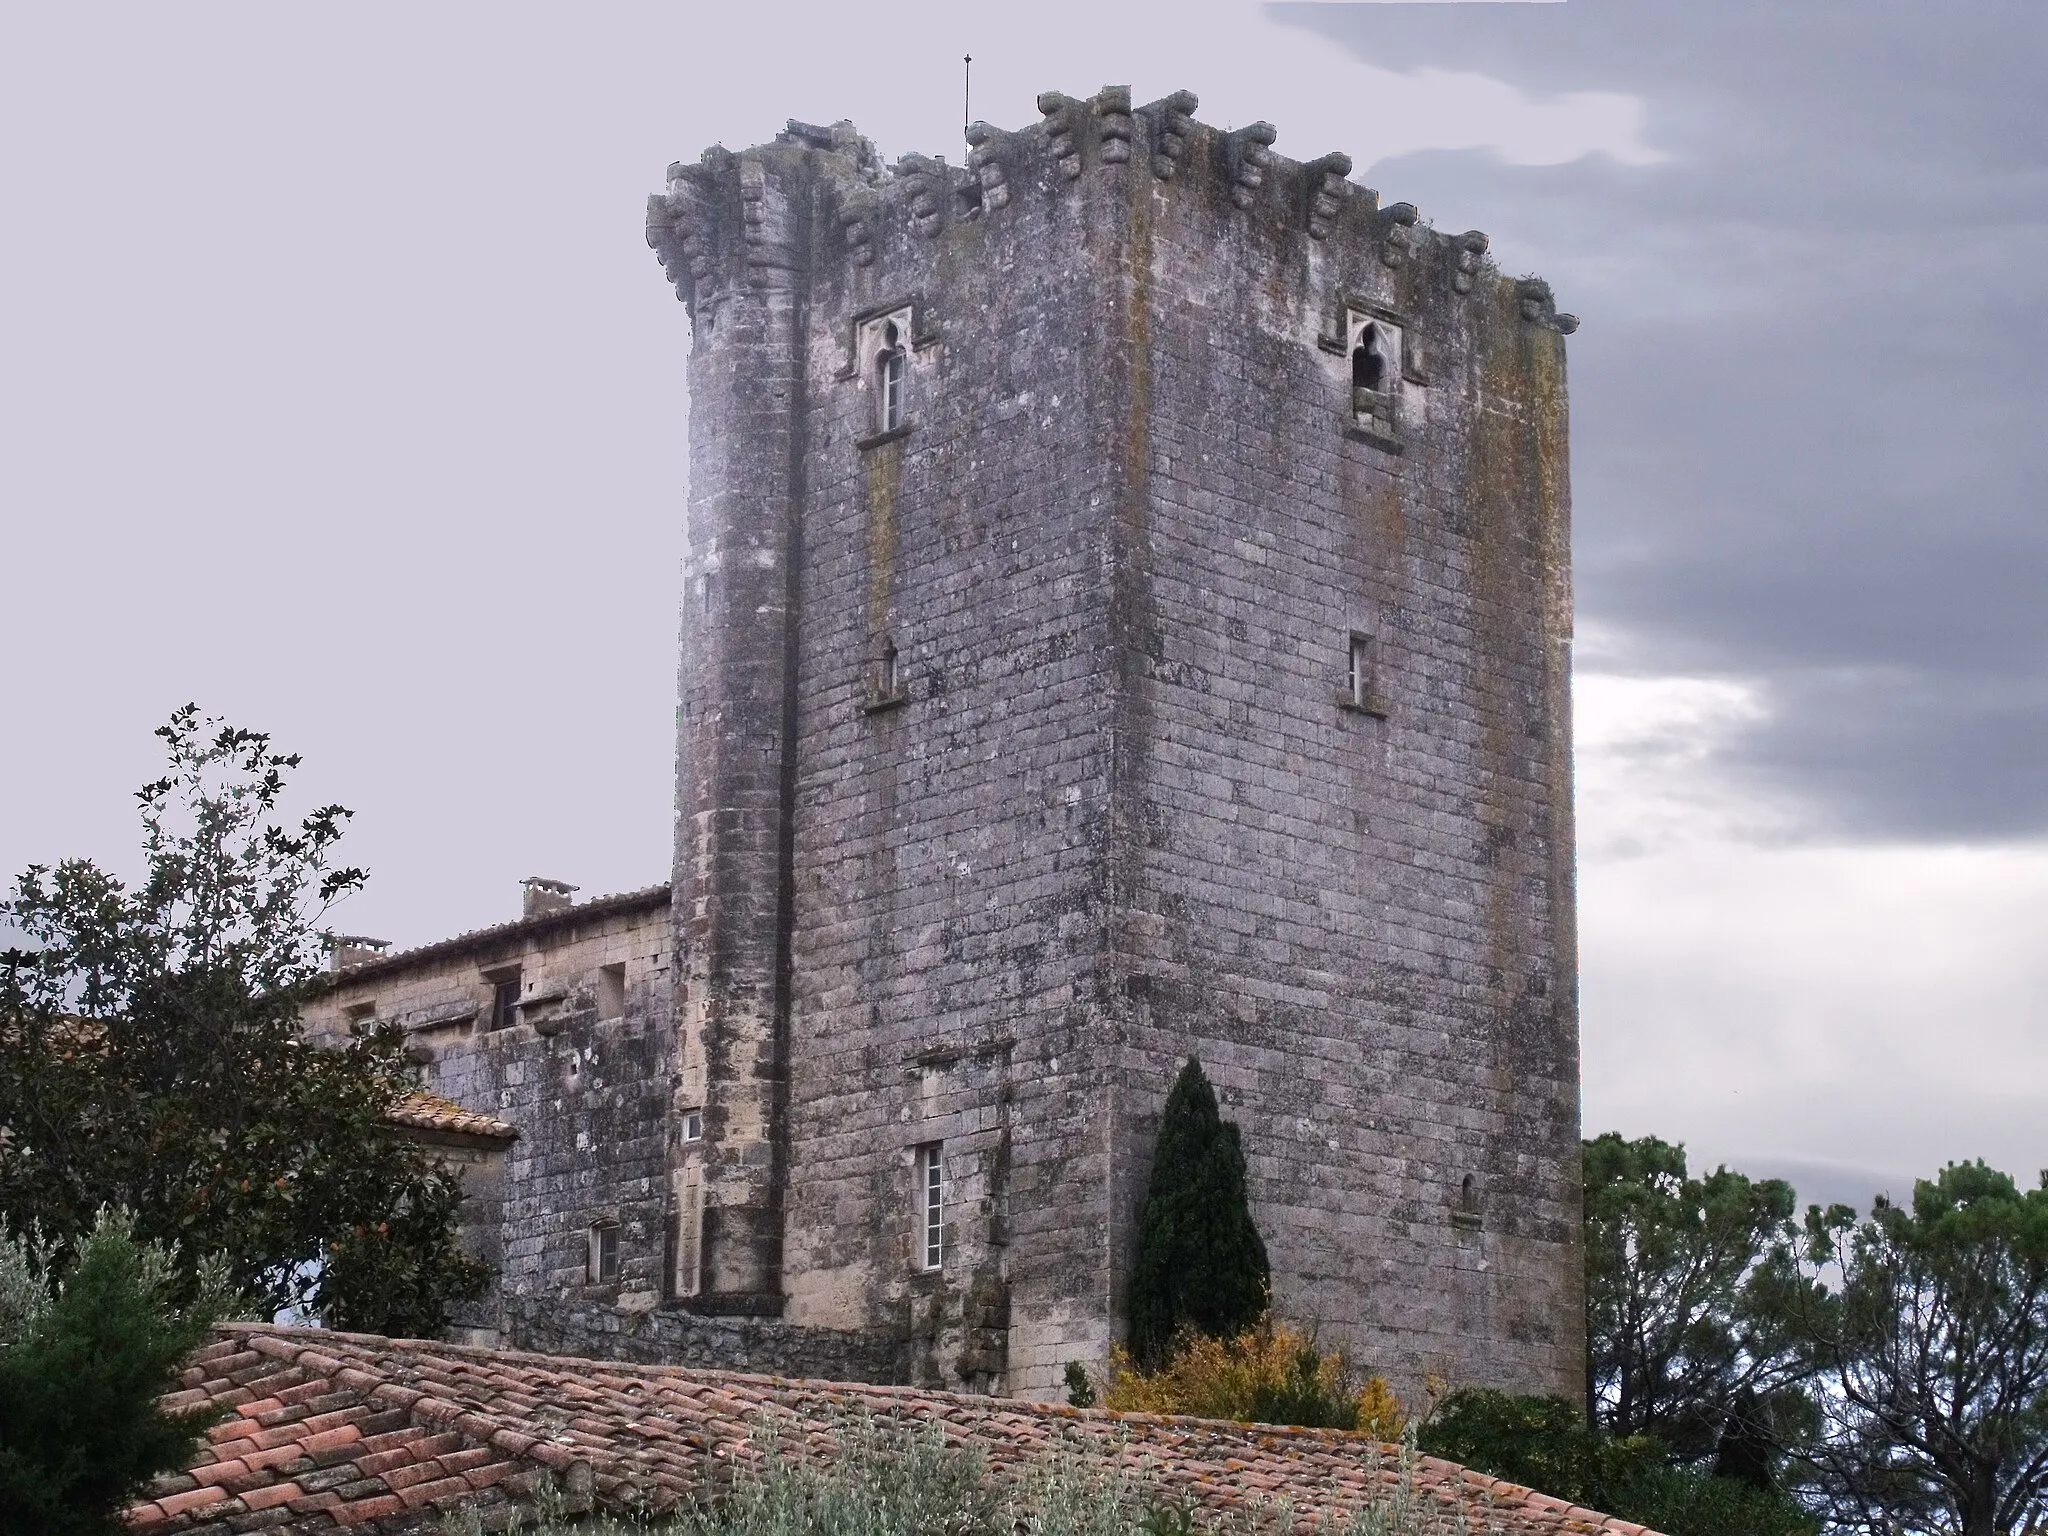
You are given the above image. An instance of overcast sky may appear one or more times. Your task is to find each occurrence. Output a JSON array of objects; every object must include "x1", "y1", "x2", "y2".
[{"x1": 3, "y1": 2, "x2": 2042, "y2": 1218}]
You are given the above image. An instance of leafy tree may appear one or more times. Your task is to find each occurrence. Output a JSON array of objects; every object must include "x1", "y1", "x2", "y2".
[
  {"x1": 0, "y1": 706, "x2": 487, "y2": 1331},
  {"x1": 1584, "y1": 1133, "x2": 1816, "y2": 1475},
  {"x1": 1420, "y1": 1387, "x2": 1815, "y2": 1536},
  {"x1": 0, "y1": 1209, "x2": 233, "y2": 1535},
  {"x1": 1128, "y1": 1059, "x2": 1269, "y2": 1368},
  {"x1": 1778, "y1": 1162, "x2": 2048, "y2": 1536}
]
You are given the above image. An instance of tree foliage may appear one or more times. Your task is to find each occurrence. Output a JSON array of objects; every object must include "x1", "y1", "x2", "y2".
[
  {"x1": 1776, "y1": 1161, "x2": 2048, "y2": 1536},
  {"x1": 1128, "y1": 1059, "x2": 1269, "y2": 1369},
  {"x1": 1420, "y1": 1388, "x2": 1815, "y2": 1536},
  {"x1": 0, "y1": 1209, "x2": 232, "y2": 1536},
  {"x1": 0, "y1": 707, "x2": 487, "y2": 1331},
  {"x1": 1584, "y1": 1132, "x2": 1817, "y2": 1478}
]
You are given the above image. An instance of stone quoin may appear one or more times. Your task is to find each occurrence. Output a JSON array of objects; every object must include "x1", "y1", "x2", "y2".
[{"x1": 305, "y1": 88, "x2": 1584, "y2": 1403}]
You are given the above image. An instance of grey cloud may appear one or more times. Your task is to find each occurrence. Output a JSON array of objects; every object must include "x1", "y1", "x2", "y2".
[{"x1": 1274, "y1": 1, "x2": 2048, "y2": 839}]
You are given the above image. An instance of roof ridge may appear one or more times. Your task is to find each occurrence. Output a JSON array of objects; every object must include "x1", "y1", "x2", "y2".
[
  {"x1": 163, "y1": 1326, "x2": 1664, "y2": 1536},
  {"x1": 309, "y1": 881, "x2": 671, "y2": 991}
]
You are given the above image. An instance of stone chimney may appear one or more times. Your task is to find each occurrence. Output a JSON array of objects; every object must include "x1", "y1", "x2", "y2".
[
  {"x1": 325, "y1": 934, "x2": 391, "y2": 972},
  {"x1": 520, "y1": 877, "x2": 579, "y2": 919}
]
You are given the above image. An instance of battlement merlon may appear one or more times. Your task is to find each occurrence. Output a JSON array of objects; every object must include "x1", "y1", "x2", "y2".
[{"x1": 644, "y1": 89, "x2": 1578, "y2": 334}]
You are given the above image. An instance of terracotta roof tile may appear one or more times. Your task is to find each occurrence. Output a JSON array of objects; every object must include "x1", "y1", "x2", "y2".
[
  {"x1": 384, "y1": 1088, "x2": 518, "y2": 1141},
  {"x1": 310, "y1": 883, "x2": 671, "y2": 990},
  {"x1": 134, "y1": 1324, "x2": 1665, "y2": 1535}
]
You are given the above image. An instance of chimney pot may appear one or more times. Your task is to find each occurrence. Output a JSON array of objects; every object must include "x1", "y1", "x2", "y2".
[{"x1": 521, "y1": 877, "x2": 579, "y2": 918}]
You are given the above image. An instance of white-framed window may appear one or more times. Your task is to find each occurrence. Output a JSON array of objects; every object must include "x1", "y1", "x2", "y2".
[
  {"x1": 916, "y1": 1142, "x2": 945, "y2": 1270},
  {"x1": 878, "y1": 321, "x2": 907, "y2": 431},
  {"x1": 587, "y1": 1221, "x2": 620, "y2": 1284},
  {"x1": 681, "y1": 1109, "x2": 704, "y2": 1143},
  {"x1": 1347, "y1": 633, "x2": 1373, "y2": 708},
  {"x1": 856, "y1": 305, "x2": 916, "y2": 439}
]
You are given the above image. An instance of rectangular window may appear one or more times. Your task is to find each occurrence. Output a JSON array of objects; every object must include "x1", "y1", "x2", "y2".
[
  {"x1": 1342, "y1": 632, "x2": 1385, "y2": 716},
  {"x1": 587, "y1": 1222, "x2": 620, "y2": 1285},
  {"x1": 681, "y1": 1109, "x2": 703, "y2": 1143},
  {"x1": 487, "y1": 971, "x2": 522, "y2": 1031},
  {"x1": 917, "y1": 1143, "x2": 945, "y2": 1270},
  {"x1": 881, "y1": 345, "x2": 906, "y2": 431},
  {"x1": 597, "y1": 962, "x2": 626, "y2": 1020}
]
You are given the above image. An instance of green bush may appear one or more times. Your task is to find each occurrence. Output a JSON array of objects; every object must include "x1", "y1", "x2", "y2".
[
  {"x1": 1419, "y1": 1388, "x2": 1815, "y2": 1536},
  {"x1": 0, "y1": 1210, "x2": 232, "y2": 1536}
]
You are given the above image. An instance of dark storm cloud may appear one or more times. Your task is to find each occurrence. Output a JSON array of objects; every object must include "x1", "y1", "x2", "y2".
[{"x1": 1274, "y1": 0, "x2": 2048, "y2": 840}]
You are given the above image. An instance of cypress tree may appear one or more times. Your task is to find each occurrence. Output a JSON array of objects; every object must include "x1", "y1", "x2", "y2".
[{"x1": 1129, "y1": 1058, "x2": 1270, "y2": 1368}]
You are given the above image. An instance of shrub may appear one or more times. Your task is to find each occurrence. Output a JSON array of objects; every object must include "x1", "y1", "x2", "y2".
[
  {"x1": 1419, "y1": 1387, "x2": 1815, "y2": 1536},
  {"x1": 1128, "y1": 1060, "x2": 1269, "y2": 1368},
  {"x1": 0, "y1": 1209, "x2": 233, "y2": 1536},
  {"x1": 442, "y1": 1411, "x2": 1498, "y2": 1536},
  {"x1": 1100, "y1": 1316, "x2": 1406, "y2": 1435}
]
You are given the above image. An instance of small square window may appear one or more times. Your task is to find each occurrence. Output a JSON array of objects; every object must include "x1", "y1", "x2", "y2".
[
  {"x1": 587, "y1": 1222, "x2": 620, "y2": 1285},
  {"x1": 681, "y1": 1109, "x2": 704, "y2": 1143},
  {"x1": 864, "y1": 632, "x2": 908, "y2": 714}
]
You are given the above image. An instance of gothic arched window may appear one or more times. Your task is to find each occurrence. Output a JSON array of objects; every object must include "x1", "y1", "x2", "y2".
[
  {"x1": 877, "y1": 319, "x2": 907, "y2": 432},
  {"x1": 1352, "y1": 325, "x2": 1387, "y2": 395}
]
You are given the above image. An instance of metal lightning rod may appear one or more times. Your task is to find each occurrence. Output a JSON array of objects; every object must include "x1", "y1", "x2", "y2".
[{"x1": 963, "y1": 55, "x2": 972, "y2": 139}]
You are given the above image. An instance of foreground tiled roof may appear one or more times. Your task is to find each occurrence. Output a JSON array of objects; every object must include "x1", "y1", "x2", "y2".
[
  {"x1": 385, "y1": 1088, "x2": 517, "y2": 1142},
  {"x1": 134, "y1": 1325, "x2": 1661, "y2": 1536}
]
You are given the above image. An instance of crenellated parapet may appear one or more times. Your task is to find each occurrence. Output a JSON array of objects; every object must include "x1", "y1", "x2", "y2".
[{"x1": 645, "y1": 90, "x2": 1576, "y2": 334}]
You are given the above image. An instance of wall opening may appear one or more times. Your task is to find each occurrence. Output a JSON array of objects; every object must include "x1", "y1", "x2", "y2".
[
  {"x1": 917, "y1": 1142, "x2": 945, "y2": 1271},
  {"x1": 485, "y1": 969, "x2": 522, "y2": 1031},
  {"x1": 1341, "y1": 632, "x2": 1385, "y2": 716},
  {"x1": 671, "y1": 1165, "x2": 703, "y2": 1299},
  {"x1": 878, "y1": 321, "x2": 907, "y2": 432},
  {"x1": 597, "y1": 962, "x2": 626, "y2": 1021},
  {"x1": 1352, "y1": 328, "x2": 1385, "y2": 394},
  {"x1": 587, "y1": 1221, "x2": 620, "y2": 1285}
]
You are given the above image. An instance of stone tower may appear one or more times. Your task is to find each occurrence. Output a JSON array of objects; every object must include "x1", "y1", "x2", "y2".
[{"x1": 647, "y1": 90, "x2": 1582, "y2": 1400}]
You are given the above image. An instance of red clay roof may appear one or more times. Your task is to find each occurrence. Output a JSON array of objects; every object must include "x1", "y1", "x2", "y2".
[
  {"x1": 384, "y1": 1088, "x2": 517, "y2": 1142},
  {"x1": 308, "y1": 883, "x2": 671, "y2": 991},
  {"x1": 133, "y1": 1325, "x2": 1661, "y2": 1536}
]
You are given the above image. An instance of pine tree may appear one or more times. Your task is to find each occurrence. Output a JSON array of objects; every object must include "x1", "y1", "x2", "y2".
[
  {"x1": 1128, "y1": 1058, "x2": 1270, "y2": 1368},
  {"x1": 0, "y1": 1211, "x2": 232, "y2": 1535}
]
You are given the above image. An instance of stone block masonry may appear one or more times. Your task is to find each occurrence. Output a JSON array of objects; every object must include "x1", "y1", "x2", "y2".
[{"x1": 645, "y1": 89, "x2": 1583, "y2": 1399}]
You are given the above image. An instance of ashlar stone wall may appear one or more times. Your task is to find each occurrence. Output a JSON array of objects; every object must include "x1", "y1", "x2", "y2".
[{"x1": 648, "y1": 88, "x2": 1582, "y2": 1401}]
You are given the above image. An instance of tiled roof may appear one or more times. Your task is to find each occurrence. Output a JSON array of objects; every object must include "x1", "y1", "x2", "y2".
[
  {"x1": 384, "y1": 1089, "x2": 517, "y2": 1142},
  {"x1": 308, "y1": 883, "x2": 671, "y2": 991},
  {"x1": 133, "y1": 1325, "x2": 1662, "y2": 1536}
]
